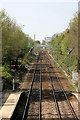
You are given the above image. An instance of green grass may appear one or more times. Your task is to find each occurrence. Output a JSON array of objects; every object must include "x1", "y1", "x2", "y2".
[
  {"x1": 75, "y1": 80, "x2": 78, "y2": 88},
  {"x1": 52, "y1": 58, "x2": 77, "y2": 92},
  {"x1": 70, "y1": 84, "x2": 76, "y2": 92}
]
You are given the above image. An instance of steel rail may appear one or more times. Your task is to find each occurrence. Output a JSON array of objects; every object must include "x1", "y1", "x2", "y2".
[
  {"x1": 47, "y1": 55, "x2": 78, "y2": 120},
  {"x1": 21, "y1": 54, "x2": 40, "y2": 120},
  {"x1": 46, "y1": 59, "x2": 62, "y2": 120},
  {"x1": 39, "y1": 53, "x2": 42, "y2": 120}
]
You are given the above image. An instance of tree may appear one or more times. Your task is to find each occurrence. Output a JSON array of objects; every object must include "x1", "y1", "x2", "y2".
[
  {"x1": 0, "y1": 10, "x2": 34, "y2": 89},
  {"x1": 34, "y1": 40, "x2": 40, "y2": 44},
  {"x1": 42, "y1": 40, "x2": 46, "y2": 45}
]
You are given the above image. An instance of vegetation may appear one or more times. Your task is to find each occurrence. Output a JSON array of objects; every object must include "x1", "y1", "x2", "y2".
[
  {"x1": 34, "y1": 40, "x2": 41, "y2": 44},
  {"x1": 50, "y1": 12, "x2": 78, "y2": 75},
  {"x1": 0, "y1": 9, "x2": 78, "y2": 90},
  {"x1": 0, "y1": 10, "x2": 34, "y2": 90},
  {"x1": 42, "y1": 40, "x2": 46, "y2": 45}
]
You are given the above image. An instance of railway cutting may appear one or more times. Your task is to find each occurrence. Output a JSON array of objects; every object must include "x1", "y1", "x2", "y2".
[{"x1": 10, "y1": 51, "x2": 79, "y2": 120}]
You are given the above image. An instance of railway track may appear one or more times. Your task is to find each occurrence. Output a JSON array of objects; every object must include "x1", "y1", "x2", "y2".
[
  {"x1": 45, "y1": 52, "x2": 78, "y2": 120},
  {"x1": 10, "y1": 51, "x2": 78, "y2": 120}
]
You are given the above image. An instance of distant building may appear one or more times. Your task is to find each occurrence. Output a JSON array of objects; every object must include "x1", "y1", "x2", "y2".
[
  {"x1": 45, "y1": 37, "x2": 52, "y2": 46},
  {"x1": 45, "y1": 37, "x2": 51, "y2": 42}
]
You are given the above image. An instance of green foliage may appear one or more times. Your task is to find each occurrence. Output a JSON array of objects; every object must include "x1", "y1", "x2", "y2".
[
  {"x1": 2, "y1": 65, "x2": 11, "y2": 79},
  {"x1": 50, "y1": 12, "x2": 78, "y2": 74},
  {"x1": 1, "y1": 64, "x2": 12, "y2": 89},
  {"x1": 34, "y1": 40, "x2": 40, "y2": 44},
  {"x1": 42, "y1": 40, "x2": 46, "y2": 45},
  {"x1": 0, "y1": 10, "x2": 33, "y2": 63},
  {"x1": 0, "y1": 10, "x2": 34, "y2": 90}
]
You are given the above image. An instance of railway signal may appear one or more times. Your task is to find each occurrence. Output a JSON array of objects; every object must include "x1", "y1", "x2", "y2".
[{"x1": 57, "y1": 40, "x2": 58, "y2": 60}]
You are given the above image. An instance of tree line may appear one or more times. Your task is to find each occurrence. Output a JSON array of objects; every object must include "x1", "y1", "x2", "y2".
[
  {"x1": 50, "y1": 12, "x2": 78, "y2": 74},
  {"x1": 0, "y1": 10, "x2": 34, "y2": 89}
]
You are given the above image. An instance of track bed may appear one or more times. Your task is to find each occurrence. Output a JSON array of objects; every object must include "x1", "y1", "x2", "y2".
[{"x1": 10, "y1": 51, "x2": 79, "y2": 120}]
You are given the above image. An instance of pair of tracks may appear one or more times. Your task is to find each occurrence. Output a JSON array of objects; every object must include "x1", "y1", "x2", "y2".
[{"x1": 11, "y1": 51, "x2": 78, "y2": 120}]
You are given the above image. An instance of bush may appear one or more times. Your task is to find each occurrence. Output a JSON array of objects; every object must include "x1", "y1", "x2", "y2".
[{"x1": 2, "y1": 64, "x2": 12, "y2": 90}]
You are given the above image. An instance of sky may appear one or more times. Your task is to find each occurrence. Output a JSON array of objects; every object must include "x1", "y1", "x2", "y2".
[{"x1": 0, "y1": 0, "x2": 79, "y2": 42}]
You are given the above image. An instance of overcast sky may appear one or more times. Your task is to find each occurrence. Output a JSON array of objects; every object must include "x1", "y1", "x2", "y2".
[{"x1": 0, "y1": 0, "x2": 78, "y2": 42}]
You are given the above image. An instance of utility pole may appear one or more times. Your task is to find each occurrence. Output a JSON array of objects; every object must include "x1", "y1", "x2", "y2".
[
  {"x1": 57, "y1": 40, "x2": 58, "y2": 60},
  {"x1": 52, "y1": 40, "x2": 54, "y2": 56},
  {"x1": 29, "y1": 37, "x2": 32, "y2": 58},
  {"x1": 11, "y1": 66, "x2": 15, "y2": 91},
  {"x1": 68, "y1": 48, "x2": 70, "y2": 73},
  {"x1": 13, "y1": 78, "x2": 15, "y2": 91},
  {"x1": 34, "y1": 34, "x2": 35, "y2": 41}
]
